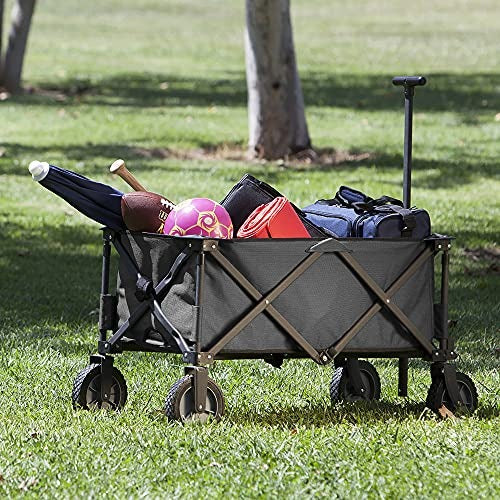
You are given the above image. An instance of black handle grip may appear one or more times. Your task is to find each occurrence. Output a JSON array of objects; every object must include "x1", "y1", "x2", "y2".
[{"x1": 392, "y1": 76, "x2": 426, "y2": 87}]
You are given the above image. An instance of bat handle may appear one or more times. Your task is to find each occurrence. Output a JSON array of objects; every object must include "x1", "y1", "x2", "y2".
[{"x1": 110, "y1": 159, "x2": 147, "y2": 191}]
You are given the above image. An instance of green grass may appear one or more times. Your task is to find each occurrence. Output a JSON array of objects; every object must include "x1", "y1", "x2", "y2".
[{"x1": 1, "y1": 0, "x2": 499, "y2": 497}]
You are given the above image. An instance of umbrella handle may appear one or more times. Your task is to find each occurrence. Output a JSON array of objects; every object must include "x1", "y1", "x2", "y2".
[
  {"x1": 110, "y1": 159, "x2": 147, "y2": 192},
  {"x1": 29, "y1": 160, "x2": 50, "y2": 182}
]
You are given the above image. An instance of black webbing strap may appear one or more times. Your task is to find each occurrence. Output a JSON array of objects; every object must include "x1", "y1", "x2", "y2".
[
  {"x1": 351, "y1": 195, "x2": 404, "y2": 212},
  {"x1": 387, "y1": 205, "x2": 416, "y2": 237},
  {"x1": 351, "y1": 195, "x2": 415, "y2": 237}
]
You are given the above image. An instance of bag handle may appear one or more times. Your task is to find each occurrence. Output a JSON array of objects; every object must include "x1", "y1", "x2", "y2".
[
  {"x1": 334, "y1": 186, "x2": 404, "y2": 213},
  {"x1": 315, "y1": 185, "x2": 371, "y2": 207},
  {"x1": 351, "y1": 195, "x2": 404, "y2": 213},
  {"x1": 335, "y1": 185, "x2": 372, "y2": 206},
  {"x1": 367, "y1": 204, "x2": 416, "y2": 237}
]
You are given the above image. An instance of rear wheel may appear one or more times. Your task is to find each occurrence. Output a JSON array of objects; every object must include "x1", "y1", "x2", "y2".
[
  {"x1": 426, "y1": 371, "x2": 478, "y2": 415},
  {"x1": 330, "y1": 360, "x2": 381, "y2": 403},
  {"x1": 72, "y1": 364, "x2": 127, "y2": 410},
  {"x1": 165, "y1": 375, "x2": 224, "y2": 423}
]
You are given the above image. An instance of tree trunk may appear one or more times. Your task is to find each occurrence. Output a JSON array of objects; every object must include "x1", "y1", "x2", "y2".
[
  {"x1": 245, "y1": 0, "x2": 310, "y2": 160},
  {"x1": 1, "y1": 0, "x2": 36, "y2": 92},
  {"x1": 0, "y1": 0, "x2": 4, "y2": 78}
]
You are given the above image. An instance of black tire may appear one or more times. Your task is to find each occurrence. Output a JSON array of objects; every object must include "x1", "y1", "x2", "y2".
[
  {"x1": 330, "y1": 360, "x2": 381, "y2": 403},
  {"x1": 426, "y1": 371, "x2": 478, "y2": 415},
  {"x1": 72, "y1": 364, "x2": 128, "y2": 410},
  {"x1": 165, "y1": 375, "x2": 224, "y2": 423}
]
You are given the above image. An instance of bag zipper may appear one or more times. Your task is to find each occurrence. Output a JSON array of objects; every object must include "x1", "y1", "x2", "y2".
[{"x1": 303, "y1": 208, "x2": 353, "y2": 234}]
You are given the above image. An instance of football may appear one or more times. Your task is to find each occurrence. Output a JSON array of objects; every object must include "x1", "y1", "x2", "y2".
[
  {"x1": 121, "y1": 191, "x2": 175, "y2": 233},
  {"x1": 163, "y1": 198, "x2": 233, "y2": 238}
]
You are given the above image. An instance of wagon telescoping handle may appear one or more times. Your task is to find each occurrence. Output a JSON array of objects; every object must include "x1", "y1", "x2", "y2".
[{"x1": 392, "y1": 75, "x2": 427, "y2": 209}]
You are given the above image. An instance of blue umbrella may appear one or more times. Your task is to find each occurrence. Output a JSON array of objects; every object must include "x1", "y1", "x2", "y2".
[{"x1": 29, "y1": 161, "x2": 126, "y2": 231}]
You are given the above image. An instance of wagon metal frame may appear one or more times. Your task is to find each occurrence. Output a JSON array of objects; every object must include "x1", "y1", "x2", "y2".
[{"x1": 85, "y1": 227, "x2": 462, "y2": 415}]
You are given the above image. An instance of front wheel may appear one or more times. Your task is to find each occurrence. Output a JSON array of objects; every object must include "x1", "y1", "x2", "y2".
[
  {"x1": 72, "y1": 364, "x2": 128, "y2": 410},
  {"x1": 426, "y1": 371, "x2": 478, "y2": 415},
  {"x1": 330, "y1": 360, "x2": 381, "y2": 403},
  {"x1": 165, "y1": 375, "x2": 224, "y2": 423}
]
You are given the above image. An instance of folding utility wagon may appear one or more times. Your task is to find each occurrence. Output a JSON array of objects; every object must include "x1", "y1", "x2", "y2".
[{"x1": 72, "y1": 77, "x2": 478, "y2": 421}]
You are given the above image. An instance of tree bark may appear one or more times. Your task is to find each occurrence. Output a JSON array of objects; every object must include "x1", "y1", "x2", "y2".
[
  {"x1": 1, "y1": 0, "x2": 36, "y2": 92},
  {"x1": 245, "y1": 0, "x2": 310, "y2": 160},
  {"x1": 0, "y1": 0, "x2": 4, "y2": 78}
]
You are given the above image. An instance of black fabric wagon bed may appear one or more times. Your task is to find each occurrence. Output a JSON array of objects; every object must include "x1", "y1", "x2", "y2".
[{"x1": 116, "y1": 233, "x2": 434, "y2": 356}]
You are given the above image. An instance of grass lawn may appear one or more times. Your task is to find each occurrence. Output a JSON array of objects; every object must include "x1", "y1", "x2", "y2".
[{"x1": 1, "y1": 0, "x2": 499, "y2": 497}]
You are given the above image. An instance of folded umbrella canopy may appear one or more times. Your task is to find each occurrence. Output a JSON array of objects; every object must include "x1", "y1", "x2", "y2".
[
  {"x1": 29, "y1": 161, "x2": 126, "y2": 231},
  {"x1": 237, "y1": 196, "x2": 311, "y2": 239}
]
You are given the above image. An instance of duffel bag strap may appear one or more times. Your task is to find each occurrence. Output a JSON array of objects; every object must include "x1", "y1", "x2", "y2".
[
  {"x1": 352, "y1": 195, "x2": 404, "y2": 213},
  {"x1": 314, "y1": 185, "x2": 371, "y2": 207},
  {"x1": 335, "y1": 185, "x2": 372, "y2": 206},
  {"x1": 315, "y1": 188, "x2": 404, "y2": 215},
  {"x1": 385, "y1": 205, "x2": 417, "y2": 237}
]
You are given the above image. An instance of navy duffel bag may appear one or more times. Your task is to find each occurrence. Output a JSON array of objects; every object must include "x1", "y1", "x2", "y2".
[{"x1": 303, "y1": 186, "x2": 431, "y2": 239}]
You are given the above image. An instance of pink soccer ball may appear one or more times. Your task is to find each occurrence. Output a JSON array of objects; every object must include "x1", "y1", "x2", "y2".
[{"x1": 163, "y1": 198, "x2": 233, "y2": 238}]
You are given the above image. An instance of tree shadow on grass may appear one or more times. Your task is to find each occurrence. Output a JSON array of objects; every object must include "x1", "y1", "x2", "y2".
[
  {"x1": 1, "y1": 141, "x2": 497, "y2": 193},
  {"x1": 252, "y1": 152, "x2": 498, "y2": 190},
  {"x1": 0, "y1": 142, "x2": 240, "y2": 177},
  {"x1": 227, "y1": 399, "x2": 499, "y2": 426},
  {"x1": 0, "y1": 221, "x2": 103, "y2": 329},
  {"x1": 9, "y1": 71, "x2": 499, "y2": 114}
]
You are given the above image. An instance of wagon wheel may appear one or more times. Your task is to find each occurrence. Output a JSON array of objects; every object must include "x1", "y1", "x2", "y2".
[
  {"x1": 72, "y1": 364, "x2": 128, "y2": 410},
  {"x1": 330, "y1": 360, "x2": 381, "y2": 402},
  {"x1": 165, "y1": 375, "x2": 224, "y2": 423},
  {"x1": 426, "y1": 371, "x2": 478, "y2": 416}
]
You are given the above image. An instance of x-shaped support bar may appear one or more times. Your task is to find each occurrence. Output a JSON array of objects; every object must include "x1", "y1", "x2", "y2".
[
  {"x1": 206, "y1": 242, "x2": 435, "y2": 365},
  {"x1": 325, "y1": 247, "x2": 435, "y2": 358},
  {"x1": 208, "y1": 249, "x2": 324, "y2": 363},
  {"x1": 103, "y1": 234, "x2": 436, "y2": 366}
]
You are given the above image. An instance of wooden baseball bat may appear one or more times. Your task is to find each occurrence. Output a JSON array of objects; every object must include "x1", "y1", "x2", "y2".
[{"x1": 110, "y1": 159, "x2": 147, "y2": 191}]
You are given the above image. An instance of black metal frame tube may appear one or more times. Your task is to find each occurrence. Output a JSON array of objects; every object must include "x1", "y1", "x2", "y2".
[
  {"x1": 100, "y1": 234, "x2": 194, "y2": 355},
  {"x1": 194, "y1": 251, "x2": 206, "y2": 355},
  {"x1": 403, "y1": 87, "x2": 414, "y2": 209},
  {"x1": 99, "y1": 233, "x2": 112, "y2": 342},
  {"x1": 440, "y1": 250, "x2": 450, "y2": 350}
]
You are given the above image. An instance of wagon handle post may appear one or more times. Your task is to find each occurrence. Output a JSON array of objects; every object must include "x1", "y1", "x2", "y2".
[{"x1": 392, "y1": 76, "x2": 427, "y2": 209}]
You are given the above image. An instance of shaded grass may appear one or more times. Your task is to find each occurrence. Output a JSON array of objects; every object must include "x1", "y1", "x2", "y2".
[{"x1": 8, "y1": 72, "x2": 500, "y2": 114}]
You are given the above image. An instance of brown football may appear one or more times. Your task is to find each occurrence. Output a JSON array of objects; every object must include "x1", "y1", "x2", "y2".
[{"x1": 121, "y1": 191, "x2": 175, "y2": 233}]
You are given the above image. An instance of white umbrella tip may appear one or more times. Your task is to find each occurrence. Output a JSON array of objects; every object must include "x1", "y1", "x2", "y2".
[{"x1": 28, "y1": 160, "x2": 50, "y2": 181}]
